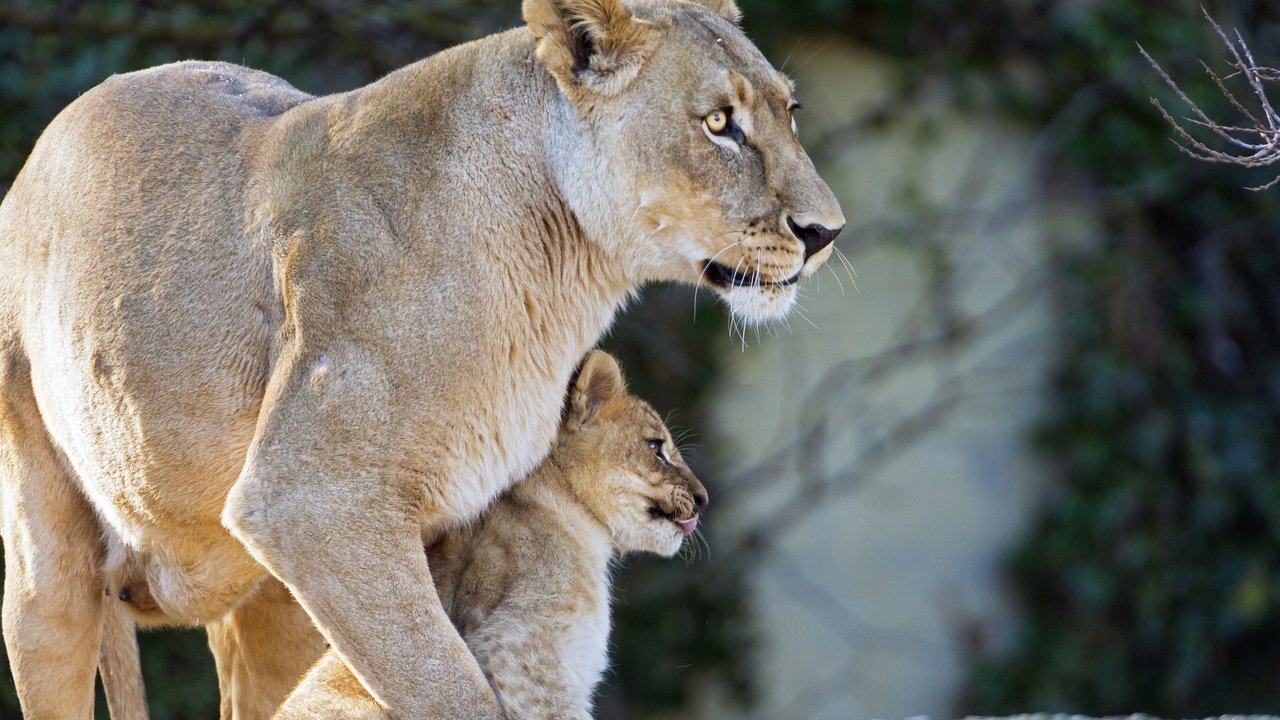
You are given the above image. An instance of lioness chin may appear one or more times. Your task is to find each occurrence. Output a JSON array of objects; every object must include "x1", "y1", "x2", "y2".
[{"x1": 0, "y1": 0, "x2": 841, "y2": 717}]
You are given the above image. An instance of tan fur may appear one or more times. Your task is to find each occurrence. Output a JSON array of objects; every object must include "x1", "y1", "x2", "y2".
[
  {"x1": 0, "y1": 0, "x2": 839, "y2": 717},
  {"x1": 99, "y1": 587, "x2": 148, "y2": 720},
  {"x1": 275, "y1": 351, "x2": 707, "y2": 720},
  {"x1": 206, "y1": 578, "x2": 329, "y2": 720}
]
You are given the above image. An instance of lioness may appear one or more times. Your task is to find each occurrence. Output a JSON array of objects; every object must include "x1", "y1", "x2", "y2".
[
  {"x1": 270, "y1": 349, "x2": 706, "y2": 719},
  {"x1": 0, "y1": 0, "x2": 842, "y2": 717}
]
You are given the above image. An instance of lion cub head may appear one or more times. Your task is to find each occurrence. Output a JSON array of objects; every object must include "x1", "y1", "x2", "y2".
[
  {"x1": 556, "y1": 350, "x2": 708, "y2": 556},
  {"x1": 525, "y1": 0, "x2": 845, "y2": 325}
]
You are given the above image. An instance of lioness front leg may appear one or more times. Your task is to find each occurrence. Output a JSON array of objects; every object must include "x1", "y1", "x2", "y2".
[{"x1": 223, "y1": 346, "x2": 503, "y2": 720}]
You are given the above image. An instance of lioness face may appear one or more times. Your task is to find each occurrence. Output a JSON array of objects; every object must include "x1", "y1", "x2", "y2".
[
  {"x1": 526, "y1": 0, "x2": 845, "y2": 325},
  {"x1": 561, "y1": 351, "x2": 708, "y2": 556},
  {"x1": 624, "y1": 7, "x2": 845, "y2": 324}
]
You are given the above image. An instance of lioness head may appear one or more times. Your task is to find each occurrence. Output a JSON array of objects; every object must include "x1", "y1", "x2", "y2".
[
  {"x1": 525, "y1": 0, "x2": 845, "y2": 324},
  {"x1": 558, "y1": 350, "x2": 708, "y2": 556}
]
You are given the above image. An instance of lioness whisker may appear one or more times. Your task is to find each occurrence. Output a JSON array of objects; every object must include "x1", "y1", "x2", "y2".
[
  {"x1": 825, "y1": 262, "x2": 846, "y2": 296},
  {"x1": 694, "y1": 240, "x2": 742, "y2": 323},
  {"x1": 834, "y1": 246, "x2": 860, "y2": 294},
  {"x1": 726, "y1": 256, "x2": 751, "y2": 350},
  {"x1": 778, "y1": 310, "x2": 793, "y2": 335},
  {"x1": 780, "y1": 37, "x2": 802, "y2": 72},
  {"x1": 793, "y1": 302, "x2": 819, "y2": 330},
  {"x1": 791, "y1": 38, "x2": 833, "y2": 74}
]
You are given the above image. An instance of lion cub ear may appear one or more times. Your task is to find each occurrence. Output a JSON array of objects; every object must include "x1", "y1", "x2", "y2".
[
  {"x1": 567, "y1": 350, "x2": 627, "y2": 429},
  {"x1": 523, "y1": 0, "x2": 652, "y2": 97}
]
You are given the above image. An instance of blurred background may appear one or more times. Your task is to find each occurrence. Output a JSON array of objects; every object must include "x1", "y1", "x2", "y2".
[{"x1": 3, "y1": 0, "x2": 1280, "y2": 718}]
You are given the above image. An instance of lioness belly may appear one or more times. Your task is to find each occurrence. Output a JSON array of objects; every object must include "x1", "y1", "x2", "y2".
[{"x1": 2, "y1": 61, "x2": 308, "y2": 619}]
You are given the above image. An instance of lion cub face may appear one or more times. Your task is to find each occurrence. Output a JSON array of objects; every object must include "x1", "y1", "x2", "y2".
[
  {"x1": 525, "y1": 0, "x2": 845, "y2": 325},
  {"x1": 559, "y1": 350, "x2": 708, "y2": 557}
]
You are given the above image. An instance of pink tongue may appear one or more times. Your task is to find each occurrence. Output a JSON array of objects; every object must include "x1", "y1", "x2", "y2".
[{"x1": 677, "y1": 517, "x2": 698, "y2": 536}]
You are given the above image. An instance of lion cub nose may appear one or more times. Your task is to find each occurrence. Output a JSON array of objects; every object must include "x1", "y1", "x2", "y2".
[
  {"x1": 787, "y1": 217, "x2": 843, "y2": 260},
  {"x1": 692, "y1": 486, "x2": 709, "y2": 513}
]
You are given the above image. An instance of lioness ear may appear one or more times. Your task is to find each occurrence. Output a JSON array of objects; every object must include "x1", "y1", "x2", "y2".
[
  {"x1": 687, "y1": 0, "x2": 741, "y2": 24},
  {"x1": 566, "y1": 350, "x2": 627, "y2": 428},
  {"x1": 523, "y1": 0, "x2": 652, "y2": 96}
]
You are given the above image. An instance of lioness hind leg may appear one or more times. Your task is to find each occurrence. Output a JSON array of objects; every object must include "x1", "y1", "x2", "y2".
[
  {"x1": 0, "y1": 355, "x2": 104, "y2": 719},
  {"x1": 207, "y1": 576, "x2": 326, "y2": 720}
]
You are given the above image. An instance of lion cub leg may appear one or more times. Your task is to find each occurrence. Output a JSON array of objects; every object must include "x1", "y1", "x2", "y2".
[
  {"x1": 274, "y1": 650, "x2": 387, "y2": 720},
  {"x1": 0, "y1": 358, "x2": 104, "y2": 719},
  {"x1": 206, "y1": 576, "x2": 327, "y2": 720}
]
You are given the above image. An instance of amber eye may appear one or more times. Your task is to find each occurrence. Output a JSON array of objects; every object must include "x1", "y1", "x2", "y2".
[{"x1": 704, "y1": 109, "x2": 729, "y2": 134}]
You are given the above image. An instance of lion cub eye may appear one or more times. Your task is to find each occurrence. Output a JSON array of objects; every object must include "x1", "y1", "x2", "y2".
[
  {"x1": 646, "y1": 438, "x2": 668, "y2": 464},
  {"x1": 704, "y1": 109, "x2": 730, "y2": 135}
]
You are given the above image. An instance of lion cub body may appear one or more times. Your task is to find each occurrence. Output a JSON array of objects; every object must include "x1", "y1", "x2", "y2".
[{"x1": 275, "y1": 351, "x2": 706, "y2": 720}]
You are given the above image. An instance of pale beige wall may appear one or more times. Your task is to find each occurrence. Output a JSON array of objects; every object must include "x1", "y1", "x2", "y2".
[{"x1": 691, "y1": 41, "x2": 1093, "y2": 720}]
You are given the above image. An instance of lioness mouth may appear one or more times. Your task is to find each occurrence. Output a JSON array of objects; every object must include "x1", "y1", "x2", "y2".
[{"x1": 702, "y1": 259, "x2": 799, "y2": 289}]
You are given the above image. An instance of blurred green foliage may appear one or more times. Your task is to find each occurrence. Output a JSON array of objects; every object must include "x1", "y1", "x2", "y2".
[
  {"x1": 971, "y1": 5, "x2": 1280, "y2": 715},
  {"x1": 0, "y1": 2, "x2": 754, "y2": 718},
  {"x1": 773, "y1": 0, "x2": 1280, "y2": 714},
  {"x1": 0, "y1": 0, "x2": 516, "y2": 193},
  {"x1": 731, "y1": 0, "x2": 1280, "y2": 714}
]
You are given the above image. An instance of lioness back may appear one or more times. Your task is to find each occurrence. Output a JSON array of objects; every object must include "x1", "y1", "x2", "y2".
[{"x1": 276, "y1": 351, "x2": 707, "y2": 720}]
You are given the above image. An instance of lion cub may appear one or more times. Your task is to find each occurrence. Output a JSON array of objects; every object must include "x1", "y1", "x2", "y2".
[{"x1": 274, "y1": 350, "x2": 708, "y2": 720}]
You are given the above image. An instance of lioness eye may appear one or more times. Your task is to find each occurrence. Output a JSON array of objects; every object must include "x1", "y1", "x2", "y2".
[
  {"x1": 646, "y1": 438, "x2": 668, "y2": 463},
  {"x1": 704, "y1": 109, "x2": 730, "y2": 134}
]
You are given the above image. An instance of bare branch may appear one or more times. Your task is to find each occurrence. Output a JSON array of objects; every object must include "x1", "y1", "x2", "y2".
[{"x1": 1141, "y1": 10, "x2": 1280, "y2": 190}]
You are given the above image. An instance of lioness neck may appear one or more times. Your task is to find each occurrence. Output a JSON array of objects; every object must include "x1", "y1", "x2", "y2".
[
  {"x1": 255, "y1": 26, "x2": 632, "y2": 349},
  {"x1": 248, "y1": 28, "x2": 637, "y2": 521}
]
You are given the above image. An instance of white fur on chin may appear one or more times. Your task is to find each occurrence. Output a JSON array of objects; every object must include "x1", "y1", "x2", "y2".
[{"x1": 721, "y1": 284, "x2": 798, "y2": 324}]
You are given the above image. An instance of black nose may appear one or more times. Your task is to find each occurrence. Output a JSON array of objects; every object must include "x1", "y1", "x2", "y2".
[
  {"x1": 693, "y1": 487, "x2": 709, "y2": 512},
  {"x1": 787, "y1": 217, "x2": 843, "y2": 259}
]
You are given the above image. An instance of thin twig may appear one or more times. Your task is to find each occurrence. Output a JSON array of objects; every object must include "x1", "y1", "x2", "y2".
[{"x1": 1140, "y1": 9, "x2": 1280, "y2": 190}]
